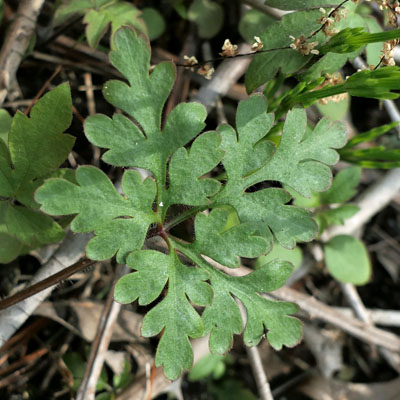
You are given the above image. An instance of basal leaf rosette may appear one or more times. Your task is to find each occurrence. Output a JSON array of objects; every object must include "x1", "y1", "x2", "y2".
[{"x1": 35, "y1": 27, "x2": 349, "y2": 382}]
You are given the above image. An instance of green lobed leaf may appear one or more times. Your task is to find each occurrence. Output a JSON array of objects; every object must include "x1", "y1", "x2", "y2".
[
  {"x1": 191, "y1": 208, "x2": 268, "y2": 268},
  {"x1": 212, "y1": 98, "x2": 345, "y2": 250},
  {"x1": 245, "y1": 10, "x2": 323, "y2": 92},
  {"x1": 188, "y1": 0, "x2": 224, "y2": 39},
  {"x1": 35, "y1": 27, "x2": 350, "y2": 380},
  {"x1": 5, "y1": 204, "x2": 65, "y2": 246},
  {"x1": 85, "y1": 28, "x2": 206, "y2": 185},
  {"x1": 116, "y1": 249, "x2": 212, "y2": 380},
  {"x1": 114, "y1": 250, "x2": 169, "y2": 305},
  {"x1": 36, "y1": 166, "x2": 158, "y2": 263},
  {"x1": 260, "y1": 109, "x2": 347, "y2": 197},
  {"x1": 324, "y1": 235, "x2": 371, "y2": 284},
  {"x1": 177, "y1": 243, "x2": 302, "y2": 354},
  {"x1": 213, "y1": 95, "x2": 334, "y2": 252},
  {"x1": 83, "y1": 2, "x2": 146, "y2": 48},
  {"x1": 264, "y1": 0, "x2": 342, "y2": 10},
  {"x1": 166, "y1": 131, "x2": 223, "y2": 207},
  {"x1": 8, "y1": 83, "x2": 74, "y2": 192},
  {"x1": 0, "y1": 83, "x2": 73, "y2": 260}
]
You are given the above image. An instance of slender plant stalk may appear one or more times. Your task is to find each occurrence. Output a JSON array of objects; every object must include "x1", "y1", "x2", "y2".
[{"x1": 0, "y1": 257, "x2": 95, "y2": 311}]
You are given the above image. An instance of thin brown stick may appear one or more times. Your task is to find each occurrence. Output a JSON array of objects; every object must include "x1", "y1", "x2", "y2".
[
  {"x1": 0, "y1": 347, "x2": 48, "y2": 377},
  {"x1": 24, "y1": 65, "x2": 62, "y2": 115},
  {"x1": 72, "y1": 105, "x2": 85, "y2": 124},
  {"x1": 0, "y1": 258, "x2": 95, "y2": 311},
  {"x1": 76, "y1": 265, "x2": 128, "y2": 400},
  {"x1": 174, "y1": 0, "x2": 352, "y2": 70}
]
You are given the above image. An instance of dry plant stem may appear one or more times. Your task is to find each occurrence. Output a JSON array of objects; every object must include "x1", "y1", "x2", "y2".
[
  {"x1": 334, "y1": 307, "x2": 400, "y2": 327},
  {"x1": 0, "y1": 256, "x2": 94, "y2": 312},
  {"x1": 0, "y1": 0, "x2": 46, "y2": 105},
  {"x1": 25, "y1": 65, "x2": 62, "y2": 115},
  {"x1": 326, "y1": 167, "x2": 400, "y2": 238},
  {"x1": 31, "y1": 51, "x2": 122, "y2": 79},
  {"x1": 237, "y1": 301, "x2": 273, "y2": 400},
  {"x1": 76, "y1": 265, "x2": 129, "y2": 400},
  {"x1": 341, "y1": 281, "x2": 400, "y2": 371},
  {"x1": 192, "y1": 44, "x2": 252, "y2": 112},
  {"x1": 0, "y1": 232, "x2": 91, "y2": 347},
  {"x1": 341, "y1": 283, "x2": 372, "y2": 325},
  {"x1": 54, "y1": 35, "x2": 109, "y2": 63},
  {"x1": 247, "y1": 344, "x2": 274, "y2": 400},
  {"x1": 271, "y1": 286, "x2": 400, "y2": 352},
  {"x1": 84, "y1": 72, "x2": 96, "y2": 116}
]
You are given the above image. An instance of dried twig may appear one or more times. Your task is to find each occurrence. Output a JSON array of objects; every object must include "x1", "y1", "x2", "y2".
[
  {"x1": 0, "y1": 0, "x2": 46, "y2": 105},
  {"x1": 333, "y1": 307, "x2": 400, "y2": 327},
  {"x1": 76, "y1": 265, "x2": 129, "y2": 400},
  {"x1": 191, "y1": 44, "x2": 252, "y2": 111},
  {"x1": 246, "y1": 343, "x2": 274, "y2": 400},
  {"x1": 0, "y1": 232, "x2": 91, "y2": 347}
]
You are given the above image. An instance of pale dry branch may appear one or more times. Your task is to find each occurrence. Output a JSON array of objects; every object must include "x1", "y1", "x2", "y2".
[
  {"x1": 0, "y1": 232, "x2": 91, "y2": 348},
  {"x1": 0, "y1": 0, "x2": 46, "y2": 105}
]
